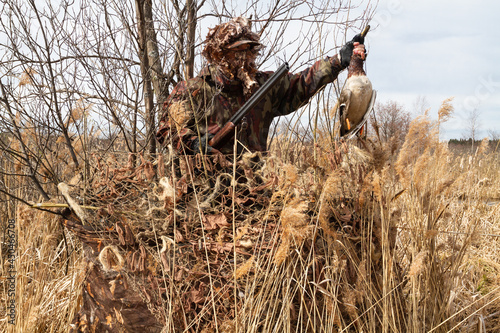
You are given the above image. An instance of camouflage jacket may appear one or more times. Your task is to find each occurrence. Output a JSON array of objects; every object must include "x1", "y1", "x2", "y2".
[{"x1": 157, "y1": 55, "x2": 344, "y2": 154}]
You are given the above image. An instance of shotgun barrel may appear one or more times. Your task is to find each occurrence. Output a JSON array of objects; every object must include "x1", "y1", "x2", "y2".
[
  {"x1": 209, "y1": 62, "x2": 290, "y2": 148},
  {"x1": 361, "y1": 25, "x2": 370, "y2": 38}
]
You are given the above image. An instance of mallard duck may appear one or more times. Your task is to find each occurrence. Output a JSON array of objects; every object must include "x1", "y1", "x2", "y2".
[{"x1": 336, "y1": 34, "x2": 376, "y2": 139}]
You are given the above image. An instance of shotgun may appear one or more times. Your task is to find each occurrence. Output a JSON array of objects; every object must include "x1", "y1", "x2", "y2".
[{"x1": 208, "y1": 62, "x2": 290, "y2": 148}]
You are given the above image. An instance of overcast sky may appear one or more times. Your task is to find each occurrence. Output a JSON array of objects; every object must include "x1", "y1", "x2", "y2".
[{"x1": 366, "y1": 0, "x2": 500, "y2": 140}]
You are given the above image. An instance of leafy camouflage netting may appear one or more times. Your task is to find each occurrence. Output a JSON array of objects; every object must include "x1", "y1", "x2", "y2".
[{"x1": 60, "y1": 143, "x2": 403, "y2": 332}]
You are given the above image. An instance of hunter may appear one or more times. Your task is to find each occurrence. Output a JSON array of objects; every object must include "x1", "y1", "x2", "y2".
[{"x1": 157, "y1": 17, "x2": 365, "y2": 155}]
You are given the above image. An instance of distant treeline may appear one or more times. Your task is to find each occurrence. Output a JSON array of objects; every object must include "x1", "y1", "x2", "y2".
[
  {"x1": 448, "y1": 138, "x2": 500, "y2": 154},
  {"x1": 448, "y1": 138, "x2": 499, "y2": 146}
]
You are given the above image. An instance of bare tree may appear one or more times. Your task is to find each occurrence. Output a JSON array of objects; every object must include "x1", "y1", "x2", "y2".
[
  {"x1": 462, "y1": 107, "x2": 481, "y2": 152},
  {"x1": 369, "y1": 100, "x2": 412, "y2": 153},
  {"x1": 412, "y1": 94, "x2": 430, "y2": 115}
]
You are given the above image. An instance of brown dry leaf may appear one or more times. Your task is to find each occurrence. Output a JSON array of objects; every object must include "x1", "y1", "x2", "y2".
[
  {"x1": 174, "y1": 267, "x2": 184, "y2": 281},
  {"x1": 203, "y1": 214, "x2": 229, "y2": 230},
  {"x1": 144, "y1": 161, "x2": 154, "y2": 181},
  {"x1": 339, "y1": 213, "x2": 352, "y2": 223},
  {"x1": 174, "y1": 229, "x2": 184, "y2": 242},
  {"x1": 177, "y1": 176, "x2": 188, "y2": 194},
  {"x1": 190, "y1": 283, "x2": 206, "y2": 304},
  {"x1": 157, "y1": 154, "x2": 165, "y2": 178},
  {"x1": 235, "y1": 197, "x2": 254, "y2": 205},
  {"x1": 214, "y1": 242, "x2": 233, "y2": 253}
]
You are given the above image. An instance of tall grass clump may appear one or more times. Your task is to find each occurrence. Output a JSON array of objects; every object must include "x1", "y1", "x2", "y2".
[{"x1": 393, "y1": 100, "x2": 500, "y2": 332}]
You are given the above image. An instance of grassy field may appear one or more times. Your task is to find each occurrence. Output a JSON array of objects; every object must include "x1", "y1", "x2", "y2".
[{"x1": 1, "y1": 109, "x2": 499, "y2": 332}]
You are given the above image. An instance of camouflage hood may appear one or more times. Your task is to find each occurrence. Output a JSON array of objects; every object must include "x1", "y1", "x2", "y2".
[
  {"x1": 202, "y1": 17, "x2": 262, "y2": 96},
  {"x1": 202, "y1": 17, "x2": 262, "y2": 64}
]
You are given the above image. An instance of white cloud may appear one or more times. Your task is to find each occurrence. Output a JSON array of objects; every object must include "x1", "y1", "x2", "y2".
[{"x1": 367, "y1": 0, "x2": 500, "y2": 139}]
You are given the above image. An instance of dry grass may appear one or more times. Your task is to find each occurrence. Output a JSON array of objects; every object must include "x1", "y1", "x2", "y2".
[
  {"x1": 1, "y1": 100, "x2": 499, "y2": 332},
  {"x1": 0, "y1": 206, "x2": 84, "y2": 332}
]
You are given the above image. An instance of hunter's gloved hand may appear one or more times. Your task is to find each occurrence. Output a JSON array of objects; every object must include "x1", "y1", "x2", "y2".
[
  {"x1": 191, "y1": 133, "x2": 215, "y2": 154},
  {"x1": 339, "y1": 33, "x2": 365, "y2": 68}
]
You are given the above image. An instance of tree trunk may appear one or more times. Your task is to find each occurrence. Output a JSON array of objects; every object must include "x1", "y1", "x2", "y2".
[
  {"x1": 185, "y1": 0, "x2": 197, "y2": 79},
  {"x1": 135, "y1": 0, "x2": 157, "y2": 158},
  {"x1": 143, "y1": 0, "x2": 168, "y2": 104}
]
